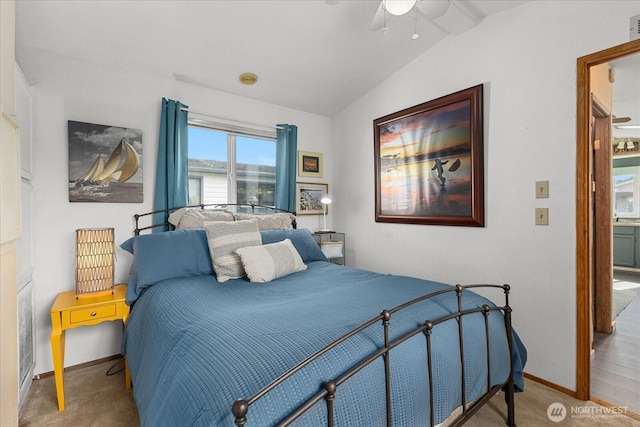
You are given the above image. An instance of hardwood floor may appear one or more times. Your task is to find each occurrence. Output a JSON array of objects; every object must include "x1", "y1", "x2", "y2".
[{"x1": 592, "y1": 272, "x2": 640, "y2": 415}]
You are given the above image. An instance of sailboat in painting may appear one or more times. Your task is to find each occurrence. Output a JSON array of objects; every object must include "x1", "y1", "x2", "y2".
[{"x1": 77, "y1": 138, "x2": 140, "y2": 186}]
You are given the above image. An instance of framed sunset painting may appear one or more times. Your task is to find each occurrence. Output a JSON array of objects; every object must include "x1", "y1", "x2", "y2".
[
  {"x1": 373, "y1": 85, "x2": 484, "y2": 227},
  {"x1": 298, "y1": 150, "x2": 323, "y2": 178}
]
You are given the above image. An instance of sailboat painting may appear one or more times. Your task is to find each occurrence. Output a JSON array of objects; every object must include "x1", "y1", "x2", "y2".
[{"x1": 68, "y1": 120, "x2": 143, "y2": 203}]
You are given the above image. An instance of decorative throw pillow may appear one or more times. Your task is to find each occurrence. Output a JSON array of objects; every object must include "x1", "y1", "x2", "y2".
[
  {"x1": 169, "y1": 208, "x2": 235, "y2": 229},
  {"x1": 236, "y1": 239, "x2": 307, "y2": 283},
  {"x1": 120, "y1": 229, "x2": 213, "y2": 304},
  {"x1": 260, "y1": 229, "x2": 328, "y2": 262},
  {"x1": 234, "y1": 212, "x2": 296, "y2": 230},
  {"x1": 205, "y1": 219, "x2": 261, "y2": 282}
]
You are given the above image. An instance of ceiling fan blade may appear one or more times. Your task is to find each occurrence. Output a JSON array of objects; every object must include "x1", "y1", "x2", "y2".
[
  {"x1": 430, "y1": 1, "x2": 476, "y2": 35},
  {"x1": 613, "y1": 115, "x2": 632, "y2": 123},
  {"x1": 416, "y1": 0, "x2": 450, "y2": 20},
  {"x1": 369, "y1": 1, "x2": 386, "y2": 31}
]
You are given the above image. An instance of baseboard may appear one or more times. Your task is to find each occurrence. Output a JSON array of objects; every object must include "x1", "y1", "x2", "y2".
[
  {"x1": 613, "y1": 266, "x2": 640, "y2": 273},
  {"x1": 523, "y1": 372, "x2": 578, "y2": 398},
  {"x1": 524, "y1": 372, "x2": 640, "y2": 421},
  {"x1": 36, "y1": 354, "x2": 123, "y2": 379},
  {"x1": 590, "y1": 396, "x2": 640, "y2": 421}
]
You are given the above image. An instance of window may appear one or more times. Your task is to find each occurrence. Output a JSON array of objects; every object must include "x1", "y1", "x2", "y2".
[
  {"x1": 613, "y1": 165, "x2": 640, "y2": 217},
  {"x1": 187, "y1": 125, "x2": 276, "y2": 206},
  {"x1": 188, "y1": 176, "x2": 202, "y2": 205}
]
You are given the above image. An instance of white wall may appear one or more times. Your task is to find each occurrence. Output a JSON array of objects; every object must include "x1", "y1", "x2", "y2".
[
  {"x1": 332, "y1": 0, "x2": 640, "y2": 392},
  {"x1": 26, "y1": 49, "x2": 333, "y2": 374}
]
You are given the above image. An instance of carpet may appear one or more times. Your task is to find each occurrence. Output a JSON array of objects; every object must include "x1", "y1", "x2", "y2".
[
  {"x1": 613, "y1": 287, "x2": 640, "y2": 318},
  {"x1": 20, "y1": 358, "x2": 640, "y2": 427}
]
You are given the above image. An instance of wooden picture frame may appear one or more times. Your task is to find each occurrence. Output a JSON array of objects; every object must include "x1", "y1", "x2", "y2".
[
  {"x1": 298, "y1": 150, "x2": 323, "y2": 178},
  {"x1": 296, "y1": 182, "x2": 328, "y2": 215},
  {"x1": 374, "y1": 84, "x2": 484, "y2": 226}
]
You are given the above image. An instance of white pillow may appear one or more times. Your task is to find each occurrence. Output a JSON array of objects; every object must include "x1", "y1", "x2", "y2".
[
  {"x1": 204, "y1": 219, "x2": 261, "y2": 282},
  {"x1": 169, "y1": 208, "x2": 235, "y2": 229},
  {"x1": 236, "y1": 239, "x2": 307, "y2": 283},
  {"x1": 234, "y1": 212, "x2": 296, "y2": 230}
]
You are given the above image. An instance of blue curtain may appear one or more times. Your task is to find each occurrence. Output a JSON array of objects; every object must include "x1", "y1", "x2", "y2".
[
  {"x1": 275, "y1": 124, "x2": 297, "y2": 212},
  {"x1": 153, "y1": 98, "x2": 189, "y2": 231}
]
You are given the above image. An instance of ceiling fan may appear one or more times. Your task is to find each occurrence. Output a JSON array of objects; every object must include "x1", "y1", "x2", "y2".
[
  {"x1": 613, "y1": 115, "x2": 632, "y2": 124},
  {"x1": 326, "y1": 0, "x2": 477, "y2": 37},
  {"x1": 368, "y1": 0, "x2": 451, "y2": 32}
]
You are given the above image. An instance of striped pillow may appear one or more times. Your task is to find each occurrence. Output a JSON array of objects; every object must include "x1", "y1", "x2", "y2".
[{"x1": 205, "y1": 219, "x2": 261, "y2": 282}]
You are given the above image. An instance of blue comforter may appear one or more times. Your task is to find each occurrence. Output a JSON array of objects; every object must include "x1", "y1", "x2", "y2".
[{"x1": 123, "y1": 261, "x2": 526, "y2": 426}]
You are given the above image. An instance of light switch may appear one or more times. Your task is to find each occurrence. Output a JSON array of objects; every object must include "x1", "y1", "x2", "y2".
[
  {"x1": 536, "y1": 180, "x2": 549, "y2": 198},
  {"x1": 535, "y1": 208, "x2": 549, "y2": 225}
]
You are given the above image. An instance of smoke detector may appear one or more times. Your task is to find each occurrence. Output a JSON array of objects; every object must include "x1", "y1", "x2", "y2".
[{"x1": 239, "y1": 72, "x2": 258, "y2": 85}]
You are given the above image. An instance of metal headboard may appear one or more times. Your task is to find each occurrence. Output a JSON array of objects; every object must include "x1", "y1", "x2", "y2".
[{"x1": 133, "y1": 203, "x2": 296, "y2": 235}]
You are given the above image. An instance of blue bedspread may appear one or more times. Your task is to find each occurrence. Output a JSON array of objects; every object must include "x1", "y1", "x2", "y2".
[{"x1": 123, "y1": 261, "x2": 526, "y2": 426}]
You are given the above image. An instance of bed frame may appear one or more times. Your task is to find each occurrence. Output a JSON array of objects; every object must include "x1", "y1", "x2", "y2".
[
  {"x1": 131, "y1": 205, "x2": 516, "y2": 426},
  {"x1": 231, "y1": 284, "x2": 516, "y2": 427}
]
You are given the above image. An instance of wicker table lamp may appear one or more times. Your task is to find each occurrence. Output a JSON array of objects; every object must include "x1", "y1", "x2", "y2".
[{"x1": 75, "y1": 228, "x2": 115, "y2": 298}]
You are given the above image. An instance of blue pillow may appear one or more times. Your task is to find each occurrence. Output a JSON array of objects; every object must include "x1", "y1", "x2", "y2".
[
  {"x1": 120, "y1": 229, "x2": 213, "y2": 304},
  {"x1": 260, "y1": 229, "x2": 328, "y2": 263},
  {"x1": 121, "y1": 237, "x2": 134, "y2": 254}
]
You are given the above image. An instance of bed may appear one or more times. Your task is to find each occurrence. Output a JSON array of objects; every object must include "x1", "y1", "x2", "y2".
[{"x1": 121, "y1": 205, "x2": 527, "y2": 427}]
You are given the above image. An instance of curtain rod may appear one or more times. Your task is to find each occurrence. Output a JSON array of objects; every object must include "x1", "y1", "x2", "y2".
[{"x1": 180, "y1": 107, "x2": 283, "y2": 131}]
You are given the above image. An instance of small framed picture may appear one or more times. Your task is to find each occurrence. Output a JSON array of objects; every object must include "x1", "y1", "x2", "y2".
[
  {"x1": 298, "y1": 150, "x2": 323, "y2": 177},
  {"x1": 296, "y1": 182, "x2": 328, "y2": 215}
]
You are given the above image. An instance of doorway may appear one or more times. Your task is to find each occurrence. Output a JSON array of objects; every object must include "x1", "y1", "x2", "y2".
[{"x1": 576, "y1": 38, "x2": 640, "y2": 403}]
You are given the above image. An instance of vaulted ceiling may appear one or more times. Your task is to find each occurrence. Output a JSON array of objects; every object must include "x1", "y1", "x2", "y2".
[{"x1": 15, "y1": 0, "x2": 531, "y2": 117}]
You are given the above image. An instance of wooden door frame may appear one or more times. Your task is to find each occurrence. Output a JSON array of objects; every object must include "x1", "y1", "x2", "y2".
[{"x1": 576, "y1": 39, "x2": 640, "y2": 400}]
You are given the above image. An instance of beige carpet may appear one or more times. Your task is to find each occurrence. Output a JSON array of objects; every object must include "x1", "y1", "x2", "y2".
[
  {"x1": 19, "y1": 358, "x2": 138, "y2": 427},
  {"x1": 19, "y1": 358, "x2": 640, "y2": 426}
]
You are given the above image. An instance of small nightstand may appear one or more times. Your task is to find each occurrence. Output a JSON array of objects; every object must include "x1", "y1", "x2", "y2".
[
  {"x1": 313, "y1": 231, "x2": 346, "y2": 265},
  {"x1": 50, "y1": 284, "x2": 130, "y2": 411}
]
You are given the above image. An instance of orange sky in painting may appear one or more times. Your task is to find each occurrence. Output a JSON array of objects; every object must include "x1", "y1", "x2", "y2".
[{"x1": 379, "y1": 100, "x2": 471, "y2": 159}]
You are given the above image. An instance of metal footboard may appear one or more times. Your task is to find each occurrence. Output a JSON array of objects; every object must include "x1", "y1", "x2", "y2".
[{"x1": 232, "y1": 284, "x2": 516, "y2": 427}]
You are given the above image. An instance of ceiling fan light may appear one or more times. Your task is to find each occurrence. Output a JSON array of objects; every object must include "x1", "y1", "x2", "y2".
[{"x1": 384, "y1": 0, "x2": 416, "y2": 16}]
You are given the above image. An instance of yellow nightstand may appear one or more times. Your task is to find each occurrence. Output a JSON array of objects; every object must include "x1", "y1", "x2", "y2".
[{"x1": 50, "y1": 284, "x2": 130, "y2": 411}]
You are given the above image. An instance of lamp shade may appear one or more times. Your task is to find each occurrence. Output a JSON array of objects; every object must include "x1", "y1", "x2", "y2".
[{"x1": 75, "y1": 228, "x2": 115, "y2": 297}]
